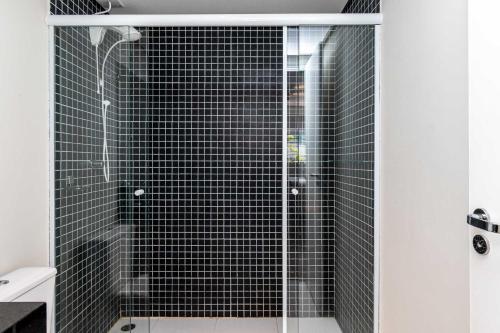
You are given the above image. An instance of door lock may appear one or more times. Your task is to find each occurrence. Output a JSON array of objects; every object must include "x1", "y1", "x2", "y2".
[{"x1": 472, "y1": 234, "x2": 490, "y2": 255}]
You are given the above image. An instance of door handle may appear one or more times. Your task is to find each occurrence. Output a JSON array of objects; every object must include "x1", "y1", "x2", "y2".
[{"x1": 467, "y1": 208, "x2": 500, "y2": 234}]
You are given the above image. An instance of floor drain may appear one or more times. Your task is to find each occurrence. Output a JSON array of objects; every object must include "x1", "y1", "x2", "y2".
[{"x1": 121, "y1": 324, "x2": 136, "y2": 332}]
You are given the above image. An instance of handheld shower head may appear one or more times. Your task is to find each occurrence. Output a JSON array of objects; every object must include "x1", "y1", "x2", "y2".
[
  {"x1": 111, "y1": 26, "x2": 141, "y2": 42},
  {"x1": 90, "y1": 26, "x2": 140, "y2": 184},
  {"x1": 90, "y1": 25, "x2": 141, "y2": 93},
  {"x1": 89, "y1": 26, "x2": 107, "y2": 46},
  {"x1": 89, "y1": 26, "x2": 141, "y2": 46}
]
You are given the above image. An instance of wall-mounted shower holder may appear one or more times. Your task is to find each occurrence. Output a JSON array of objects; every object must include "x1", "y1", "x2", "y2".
[
  {"x1": 64, "y1": 176, "x2": 90, "y2": 192},
  {"x1": 88, "y1": 160, "x2": 105, "y2": 169}
]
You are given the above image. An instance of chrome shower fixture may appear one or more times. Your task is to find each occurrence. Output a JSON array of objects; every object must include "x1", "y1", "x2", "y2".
[
  {"x1": 88, "y1": 26, "x2": 141, "y2": 183},
  {"x1": 89, "y1": 26, "x2": 141, "y2": 46},
  {"x1": 95, "y1": 0, "x2": 125, "y2": 13}
]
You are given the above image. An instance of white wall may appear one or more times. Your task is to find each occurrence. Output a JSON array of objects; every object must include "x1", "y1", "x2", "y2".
[
  {"x1": 380, "y1": 0, "x2": 469, "y2": 332},
  {"x1": 0, "y1": 1, "x2": 49, "y2": 275}
]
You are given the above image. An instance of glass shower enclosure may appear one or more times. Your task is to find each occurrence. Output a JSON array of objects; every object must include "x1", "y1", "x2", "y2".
[
  {"x1": 50, "y1": 18, "x2": 379, "y2": 333},
  {"x1": 285, "y1": 25, "x2": 377, "y2": 333}
]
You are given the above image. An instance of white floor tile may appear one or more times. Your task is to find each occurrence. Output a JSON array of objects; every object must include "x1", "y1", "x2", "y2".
[
  {"x1": 277, "y1": 318, "x2": 342, "y2": 333},
  {"x1": 109, "y1": 317, "x2": 340, "y2": 333},
  {"x1": 215, "y1": 318, "x2": 278, "y2": 333},
  {"x1": 151, "y1": 318, "x2": 217, "y2": 333}
]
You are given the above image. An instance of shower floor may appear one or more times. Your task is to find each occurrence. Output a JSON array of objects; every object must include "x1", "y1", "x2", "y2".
[{"x1": 108, "y1": 317, "x2": 342, "y2": 333}]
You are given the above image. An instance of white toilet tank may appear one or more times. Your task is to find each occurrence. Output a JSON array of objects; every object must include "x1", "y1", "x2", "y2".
[{"x1": 0, "y1": 267, "x2": 57, "y2": 333}]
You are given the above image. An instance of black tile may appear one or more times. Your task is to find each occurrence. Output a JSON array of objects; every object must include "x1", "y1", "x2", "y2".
[{"x1": 342, "y1": 0, "x2": 380, "y2": 13}]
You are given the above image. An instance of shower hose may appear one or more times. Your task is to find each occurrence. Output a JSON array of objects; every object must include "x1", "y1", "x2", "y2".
[{"x1": 100, "y1": 39, "x2": 126, "y2": 183}]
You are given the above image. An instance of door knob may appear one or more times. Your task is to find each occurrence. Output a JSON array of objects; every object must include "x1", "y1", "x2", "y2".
[{"x1": 467, "y1": 208, "x2": 500, "y2": 234}]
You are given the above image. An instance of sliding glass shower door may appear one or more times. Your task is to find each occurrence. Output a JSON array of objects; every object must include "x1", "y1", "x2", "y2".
[
  {"x1": 121, "y1": 26, "x2": 152, "y2": 332},
  {"x1": 286, "y1": 25, "x2": 336, "y2": 333},
  {"x1": 122, "y1": 26, "x2": 284, "y2": 325},
  {"x1": 285, "y1": 25, "x2": 377, "y2": 333},
  {"x1": 52, "y1": 25, "x2": 151, "y2": 333},
  {"x1": 52, "y1": 22, "x2": 377, "y2": 333}
]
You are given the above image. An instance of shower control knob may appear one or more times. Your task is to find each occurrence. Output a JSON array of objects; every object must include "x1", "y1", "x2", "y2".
[
  {"x1": 473, "y1": 234, "x2": 489, "y2": 255},
  {"x1": 291, "y1": 188, "x2": 299, "y2": 196},
  {"x1": 134, "y1": 189, "x2": 145, "y2": 197}
]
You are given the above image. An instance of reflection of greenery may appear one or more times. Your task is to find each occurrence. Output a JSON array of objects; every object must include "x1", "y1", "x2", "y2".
[
  {"x1": 288, "y1": 145, "x2": 305, "y2": 162},
  {"x1": 288, "y1": 134, "x2": 306, "y2": 163}
]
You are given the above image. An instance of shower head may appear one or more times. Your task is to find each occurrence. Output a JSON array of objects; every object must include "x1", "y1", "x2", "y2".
[
  {"x1": 89, "y1": 26, "x2": 141, "y2": 46},
  {"x1": 112, "y1": 26, "x2": 141, "y2": 42}
]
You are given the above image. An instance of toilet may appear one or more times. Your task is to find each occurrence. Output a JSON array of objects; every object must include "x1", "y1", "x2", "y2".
[{"x1": 0, "y1": 267, "x2": 57, "y2": 333}]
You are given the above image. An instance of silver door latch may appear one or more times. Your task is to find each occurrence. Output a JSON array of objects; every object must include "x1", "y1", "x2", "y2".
[{"x1": 467, "y1": 208, "x2": 500, "y2": 234}]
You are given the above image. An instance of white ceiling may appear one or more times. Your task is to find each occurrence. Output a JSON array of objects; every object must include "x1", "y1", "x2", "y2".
[{"x1": 100, "y1": 0, "x2": 349, "y2": 15}]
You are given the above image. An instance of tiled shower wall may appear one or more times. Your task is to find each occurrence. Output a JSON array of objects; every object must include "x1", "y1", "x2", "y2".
[
  {"x1": 333, "y1": 26, "x2": 375, "y2": 333},
  {"x1": 51, "y1": 1, "x2": 376, "y2": 331},
  {"x1": 50, "y1": 0, "x2": 104, "y2": 15},
  {"x1": 342, "y1": 0, "x2": 381, "y2": 13},
  {"x1": 121, "y1": 27, "x2": 284, "y2": 318},
  {"x1": 52, "y1": 1, "x2": 125, "y2": 332}
]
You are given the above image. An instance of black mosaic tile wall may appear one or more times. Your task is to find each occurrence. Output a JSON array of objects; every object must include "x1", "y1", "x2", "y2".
[
  {"x1": 50, "y1": 0, "x2": 104, "y2": 15},
  {"x1": 120, "y1": 29, "x2": 282, "y2": 315},
  {"x1": 342, "y1": 0, "x2": 381, "y2": 13},
  {"x1": 118, "y1": 27, "x2": 284, "y2": 318},
  {"x1": 52, "y1": 2, "x2": 124, "y2": 332},
  {"x1": 333, "y1": 26, "x2": 375, "y2": 333}
]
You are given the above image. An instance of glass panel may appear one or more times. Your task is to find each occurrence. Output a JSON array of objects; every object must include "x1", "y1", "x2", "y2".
[
  {"x1": 52, "y1": 22, "x2": 375, "y2": 333},
  {"x1": 286, "y1": 26, "x2": 376, "y2": 333},
  {"x1": 52, "y1": 25, "x2": 150, "y2": 333},
  {"x1": 331, "y1": 25, "x2": 376, "y2": 333},
  {"x1": 120, "y1": 26, "x2": 151, "y2": 332},
  {"x1": 287, "y1": 25, "x2": 336, "y2": 333},
  {"x1": 131, "y1": 26, "x2": 284, "y2": 323}
]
